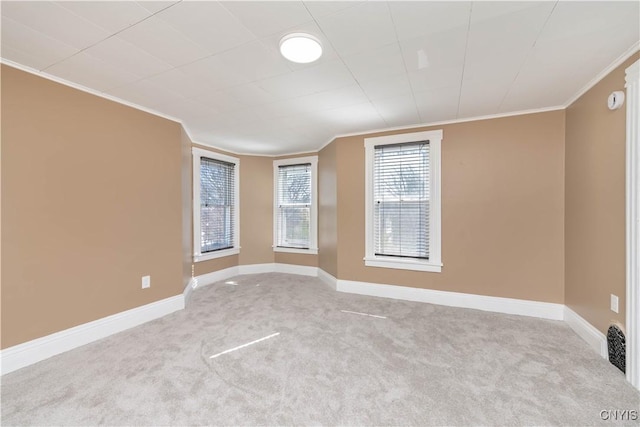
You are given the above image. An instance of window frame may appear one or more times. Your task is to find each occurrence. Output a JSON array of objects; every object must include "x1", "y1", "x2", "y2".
[
  {"x1": 192, "y1": 147, "x2": 240, "y2": 262},
  {"x1": 273, "y1": 156, "x2": 318, "y2": 255},
  {"x1": 364, "y1": 130, "x2": 442, "y2": 272}
]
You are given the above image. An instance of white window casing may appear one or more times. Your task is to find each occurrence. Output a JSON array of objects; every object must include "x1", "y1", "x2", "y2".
[
  {"x1": 273, "y1": 156, "x2": 318, "y2": 255},
  {"x1": 192, "y1": 147, "x2": 240, "y2": 262},
  {"x1": 364, "y1": 130, "x2": 442, "y2": 272}
]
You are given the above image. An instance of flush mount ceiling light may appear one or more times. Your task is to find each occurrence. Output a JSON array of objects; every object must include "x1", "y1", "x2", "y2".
[{"x1": 279, "y1": 33, "x2": 322, "y2": 63}]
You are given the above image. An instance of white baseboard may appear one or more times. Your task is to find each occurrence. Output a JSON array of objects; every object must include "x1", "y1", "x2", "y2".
[
  {"x1": 336, "y1": 279, "x2": 565, "y2": 320},
  {"x1": 317, "y1": 268, "x2": 337, "y2": 290},
  {"x1": 238, "y1": 263, "x2": 275, "y2": 275},
  {"x1": 0, "y1": 263, "x2": 609, "y2": 376},
  {"x1": 0, "y1": 295, "x2": 184, "y2": 376},
  {"x1": 274, "y1": 263, "x2": 318, "y2": 277},
  {"x1": 564, "y1": 306, "x2": 608, "y2": 358},
  {"x1": 192, "y1": 266, "x2": 240, "y2": 288},
  {"x1": 183, "y1": 277, "x2": 197, "y2": 303}
]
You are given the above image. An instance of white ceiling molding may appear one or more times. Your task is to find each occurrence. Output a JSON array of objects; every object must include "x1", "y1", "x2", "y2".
[
  {"x1": 563, "y1": 41, "x2": 640, "y2": 109},
  {"x1": 0, "y1": 58, "x2": 182, "y2": 124}
]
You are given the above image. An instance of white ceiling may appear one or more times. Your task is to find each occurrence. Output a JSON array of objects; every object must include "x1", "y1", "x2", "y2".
[{"x1": 2, "y1": 1, "x2": 639, "y2": 155}]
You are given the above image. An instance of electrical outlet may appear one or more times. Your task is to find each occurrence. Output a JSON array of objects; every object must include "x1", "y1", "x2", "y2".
[
  {"x1": 610, "y1": 294, "x2": 619, "y2": 313},
  {"x1": 142, "y1": 275, "x2": 151, "y2": 289}
]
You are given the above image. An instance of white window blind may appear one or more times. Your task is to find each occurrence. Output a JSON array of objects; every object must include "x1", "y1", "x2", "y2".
[
  {"x1": 373, "y1": 141, "x2": 430, "y2": 259},
  {"x1": 200, "y1": 157, "x2": 235, "y2": 253},
  {"x1": 276, "y1": 163, "x2": 311, "y2": 249}
]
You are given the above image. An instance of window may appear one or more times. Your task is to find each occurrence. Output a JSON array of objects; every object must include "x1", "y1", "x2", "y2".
[
  {"x1": 364, "y1": 130, "x2": 442, "y2": 272},
  {"x1": 273, "y1": 156, "x2": 318, "y2": 254},
  {"x1": 193, "y1": 147, "x2": 240, "y2": 261}
]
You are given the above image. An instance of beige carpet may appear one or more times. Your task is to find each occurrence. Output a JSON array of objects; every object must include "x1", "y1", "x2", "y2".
[{"x1": 2, "y1": 273, "x2": 639, "y2": 426}]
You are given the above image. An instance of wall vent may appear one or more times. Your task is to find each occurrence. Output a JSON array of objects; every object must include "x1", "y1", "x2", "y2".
[{"x1": 607, "y1": 324, "x2": 626, "y2": 373}]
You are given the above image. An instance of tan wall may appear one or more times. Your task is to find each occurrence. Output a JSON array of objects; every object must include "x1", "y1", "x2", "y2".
[
  {"x1": 1, "y1": 65, "x2": 184, "y2": 348},
  {"x1": 565, "y1": 53, "x2": 640, "y2": 333},
  {"x1": 239, "y1": 155, "x2": 274, "y2": 266},
  {"x1": 318, "y1": 141, "x2": 338, "y2": 277},
  {"x1": 334, "y1": 111, "x2": 566, "y2": 303},
  {"x1": 190, "y1": 144, "x2": 276, "y2": 273}
]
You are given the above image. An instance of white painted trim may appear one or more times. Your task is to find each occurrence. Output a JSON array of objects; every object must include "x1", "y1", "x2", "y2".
[
  {"x1": 183, "y1": 277, "x2": 197, "y2": 304},
  {"x1": 625, "y1": 59, "x2": 640, "y2": 390},
  {"x1": 273, "y1": 156, "x2": 319, "y2": 253},
  {"x1": 192, "y1": 147, "x2": 240, "y2": 262},
  {"x1": 274, "y1": 263, "x2": 318, "y2": 277},
  {"x1": 336, "y1": 279, "x2": 564, "y2": 320},
  {"x1": 238, "y1": 263, "x2": 275, "y2": 275},
  {"x1": 564, "y1": 307, "x2": 608, "y2": 359},
  {"x1": 564, "y1": 42, "x2": 640, "y2": 108},
  {"x1": 364, "y1": 130, "x2": 442, "y2": 272},
  {"x1": 317, "y1": 268, "x2": 338, "y2": 291},
  {"x1": 273, "y1": 247, "x2": 319, "y2": 255},
  {"x1": 0, "y1": 295, "x2": 184, "y2": 376},
  {"x1": 192, "y1": 266, "x2": 240, "y2": 289},
  {"x1": 0, "y1": 59, "x2": 182, "y2": 124},
  {"x1": 317, "y1": 106, "x2": 564, "y2": 152}
]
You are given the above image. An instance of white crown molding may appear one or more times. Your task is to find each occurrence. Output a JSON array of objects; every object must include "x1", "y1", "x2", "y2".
[
  {"x1": 0, "y1": 295, "x2": 185, "y2": 375},
  {"x1": 336, "y1": 278, "x2": 565, "y2": 320},
  {"x1": 564, "y1": 42, "x2": 640, "y2": 108},
  {"x1": 564, "y1": 306, "x2": 608, "y2": 358},
  {"x1": 7, "y1": 43, "x2": 639, "y2": 159},
  {"x1": 0, "y1": 59, "x2": 182, "y2": 124},
  {"x1": 317, "y1": 105, "x2": 565, "y2": 152}
]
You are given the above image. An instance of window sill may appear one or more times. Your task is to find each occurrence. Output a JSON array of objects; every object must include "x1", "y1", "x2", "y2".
[
  {"x1": 364, "y1": 256, "x2": 442, "y2": 272},
  {"x1": 194, "y1": 247, "x2": 240, "y2": 262},
  {"x1": 274, "y1": 247, "x2": 318, "y2": 255}
]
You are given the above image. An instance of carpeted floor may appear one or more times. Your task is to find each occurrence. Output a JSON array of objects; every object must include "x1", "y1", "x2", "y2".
[{"x1": 2, "y1": 273, "x2": 639, "y2": 426}]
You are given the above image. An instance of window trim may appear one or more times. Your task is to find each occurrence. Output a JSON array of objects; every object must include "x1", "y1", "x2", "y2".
[
  {"x1": 273, "y1": 156, "x2": 318, "y2": 255},
  {"x1": 364, "y1": 130, "x2": 442, "y2": 272},
  {"x1": 193, "y1": 147, "x2": 240, "y2": 262}
]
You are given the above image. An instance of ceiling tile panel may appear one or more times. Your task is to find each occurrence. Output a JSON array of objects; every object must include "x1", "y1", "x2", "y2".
[
  {"x1": 154, "y1": 1, "x2": 256, "y2": 56},
  {"x1": 1, "y1": 17, "x2": 79, "y2": 70},
  {"x1": 400, "y1": 27, "x2": 468, "y2": 73},
  {"x1": 82, "y1": 36, "x2": 173, "y2": 79},
  {"x1": 134, "y1": 1, "x2": 178, "y2": 15},
  {"x1": 315, "y1": 1, "x2": 397, "y2": 56},
  {"x1": 257, "y1": 59, "x2": 357, "y2": 98},
  {"x1": 342, "y1": 42, "x2": 406, "y2": 84},
  {"x1": 46, "y1": 52, "x2": 141, "y2": 92},
  {"x1": 117, "y1": 16, "x2": 211, "y2": 67},
  {"x1": 371, "y1": 94, "x2": 421, "y2": 127},
  {"x1": 414, "y1": 86, "x2": 460, "y2": 123},
  {"x1": 358, "y1": 72, "x2": 413, "y2": 101},
  {"x1": 178, "y1": 40, "x2": 291, "y2": 93},
  {"x1": 389, "y1": 1, "x2": 471, "y2": 41},
  {"x1": 55, "y1": 1, "x2": 151, "y2": 33},
  {"x1": 303, "y1": 1, "x2": 364, "y2": 19},
  {"x1": 107, "y1": 79, "x2": 185, "y2": 113},
  {"x1": 464, "y1": 2, "x2": 554, "y2": 73},
  {"x1": 221, "y1": 1, "x2": 312, "y2": 37},
  {"x1": 2, "y1": 1, "x2": 110, "y2": 50}
]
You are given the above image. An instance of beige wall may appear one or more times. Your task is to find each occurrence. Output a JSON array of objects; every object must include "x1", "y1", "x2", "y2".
[
  {"x1": 1, "y1": 65, "x2": 184, "y2": 348},
  {"x1": 190, "y1": 144, "x2": 318, "y2": 274},
  {"x1": 239, "y1": 155, "x2": 274, "y2": 266},
  {"x1": 565, "y1": 53, "x2": 640, "y2": 333},
  {"x1": 332, "y1": 111, "x2": 566, "y2": 303},
  {"x1": 318, "y1": 141, "x2": 338, "y2": 277}
]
